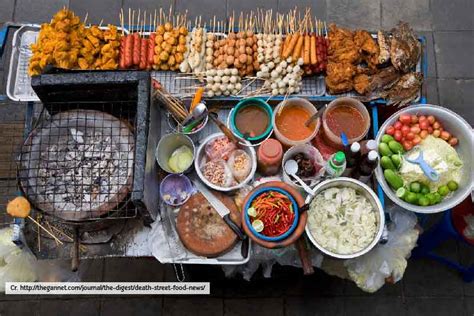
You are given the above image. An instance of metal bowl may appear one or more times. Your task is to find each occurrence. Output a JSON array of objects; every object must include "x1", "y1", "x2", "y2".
[
  {"x1": 195, "y1": 133, "x2": 257, "y2": 192},
  {"x1": 155, "y1": 133, "x2": 195, "y2": 174},
  {"x1": 305, "y1": 177, "x2": 385, "y2": 259},
  {"x1": 374, "y1": 104, "x2": 473, "y2": 214}
]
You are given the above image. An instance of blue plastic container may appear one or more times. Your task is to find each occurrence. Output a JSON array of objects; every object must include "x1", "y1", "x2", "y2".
[{"x1": 244, "y1": 187, "x2": 299, "y2": 242}]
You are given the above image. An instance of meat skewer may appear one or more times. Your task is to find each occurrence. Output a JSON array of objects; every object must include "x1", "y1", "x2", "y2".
[
  {"x1": 133, "y1": 10, "x2": 141, "y2": 66},
  {"x1": 139, "y1": 12, "x2": 148, "y2": 70}
]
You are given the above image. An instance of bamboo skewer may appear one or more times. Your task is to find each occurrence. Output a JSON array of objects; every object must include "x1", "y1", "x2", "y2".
[{"x1": 28, "y1": 215, "x2": 64, "y2": 245}]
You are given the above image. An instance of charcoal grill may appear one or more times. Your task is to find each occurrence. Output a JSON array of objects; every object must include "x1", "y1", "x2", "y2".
[
  {"x1": 19, "y1": 109, "x2": 135, "y2": 221},
  {"x1": 1, "y1": 70, "x2": 161, "y2": 269}
]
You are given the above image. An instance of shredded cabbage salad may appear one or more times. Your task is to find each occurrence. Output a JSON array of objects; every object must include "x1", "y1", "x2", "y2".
[{"x1": 308, "y1": 187, "x2": 378, "y2": 255}]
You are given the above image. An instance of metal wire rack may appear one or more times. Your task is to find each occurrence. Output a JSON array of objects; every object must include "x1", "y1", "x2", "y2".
[
  {"x1": 17, "y1": 101, "x2": 140, "y2": 222},
  {"x1": 151, "y1": 70, "x2": 326, "y2": 99}
]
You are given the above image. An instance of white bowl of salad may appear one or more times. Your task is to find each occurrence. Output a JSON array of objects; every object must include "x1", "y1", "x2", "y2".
[
  {"x1": 305, "y1": 177, "x2": 385, "y2": 259},
  {"x1": 374, "y1": 104, "x2": 473, "y2": 214}
]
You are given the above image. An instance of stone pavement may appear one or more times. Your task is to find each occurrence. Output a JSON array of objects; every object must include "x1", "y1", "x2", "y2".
[{"x1": 0, "y1": 0, "x2": 473, "y2": 315}]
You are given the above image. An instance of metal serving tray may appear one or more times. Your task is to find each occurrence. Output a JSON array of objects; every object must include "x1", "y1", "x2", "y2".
[
  {"x1": 157, "y1": 108, "x2": 250, "y2": 265},
  {"x1": 6, "y1": 24, "x2": 130, "y2": 102},
  {"x1": 6, "y1": 24, "x2": 40, "y2": 102}
]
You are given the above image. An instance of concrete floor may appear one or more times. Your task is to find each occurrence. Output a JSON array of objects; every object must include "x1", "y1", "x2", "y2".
[{"x1": 0, "y1": 0, "x2": 473, "y2": 315}]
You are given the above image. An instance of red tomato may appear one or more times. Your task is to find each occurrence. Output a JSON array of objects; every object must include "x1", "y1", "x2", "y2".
[
  {"x1": 394, "y1": 130, "x2": 403, "y2": 141},
  {"x1": 386, "y1": 126, "x2": 395, "y2": 135},
  {"x1": 410, "y1": 126, "x2": 421, "y2": 134},
  {"x1": 412, "y1": 135, "x2": 422, "y2": 145},
  {"x1": 448, "y1": 137, "x2": 458, "y2": 146},
  {"x1": 394, "y1": 121, "x2": 403, "y2": 130},
  {"x1": 401, "y1": 125, "x2": 410, "y2": 136},
  {"x1": 427, "y1": 115, "x2": 436, "y2": 124},
  {"x1": 419, "y1": 115, "x2": 427, "y2": 122},
  {"x1": 402, "y1": 140, "x2": 413, "y2": 151},
  {"x1": 410, "y1": 115, "x2": 418, "y2": 124},
  {"x1": 399, "y1": 114, "x2": 411, "y2": 124},
  {"x1": 441, "y1": 131, "x2": 451, "y2": 140},
  {"x1": 406, "y1": 132, "x2": 415, "y2": 140},
  {"x1": 420, "y1": 130, "x2": 429, "y2": 139},
  {"x1": 420, "y1": 121, "x2": 429, "y2": 130},
  {"x1": 432, "y1": 129, "x2": 441, "y2": 137},
  {"x1": 432, "y1": 121, "x2": 441, "y2": 129},
  {"x1": 427, "y1": 126, "x2": 434, "y2": 134}
]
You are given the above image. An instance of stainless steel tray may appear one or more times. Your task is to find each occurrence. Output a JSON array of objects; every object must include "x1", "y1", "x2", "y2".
[
  {"x1": 6, "y1": 24, "x2": 130, "y2": 103},
  {"x1": 157, "y1": 108, "x2": 251, "y2": 265},
  {"x1": 7, "y1": 24, "x2": 40, "y2": 102}
]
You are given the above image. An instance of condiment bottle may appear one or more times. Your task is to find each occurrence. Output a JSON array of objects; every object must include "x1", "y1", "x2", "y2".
[
  {"x1": 257, "y1": 138, "x2": 283, "y2": 176},
  {"x1": 360, "y1": 139, "x2": 377, "y2": 157},
  {"x1": 350, "y1": 150, "x2": 379, "y2": 184},
  {"x1": 342, "y1": 142, "x2": 361, "y2": 177},
  {"x1": 324, "y1": 151, "x2": 346, "y2": 178}
]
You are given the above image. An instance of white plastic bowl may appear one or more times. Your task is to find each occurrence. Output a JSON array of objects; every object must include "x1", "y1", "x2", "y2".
[
  {"x1": 305, "y1": 177, "x2": 385, "y2": 259},
  {"x1": 195, "y1": 133, "x2": 257, "y2": 192},
  {"x1": 374, "y1": 104, "x2": 473, "y2": 214}
]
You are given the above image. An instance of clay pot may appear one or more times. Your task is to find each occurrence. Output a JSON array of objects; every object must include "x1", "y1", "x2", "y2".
[{"x1": 241, "y1": 180, "x2": 307, "y2": 248}]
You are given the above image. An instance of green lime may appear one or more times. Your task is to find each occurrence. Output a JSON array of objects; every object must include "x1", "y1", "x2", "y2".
[
  {"x1": 247, "y1": 207, "x2": 257, "y2": 218},
  {"x1": 418, "y1": 196, "x2": 430, "y2": 206},
  {"x1": 409, "y1": 182, "x2": 421, "y2": 193},
  {"x1": 433, "y1": 192, "x2": 442, "y2": 204},
  {"x1": 447, "y1": 181, "x2": 459, "y2": 191},
  {"x1": 438, "y1": 185, "x2": 450, "y2": 196},
  {"x1": 405, "y1": 192, "x2": 418, "y2": 204},
  {"x1": 420, "y1": 184, "x2": 430, "y2": 195},
  {"x1": 396, "y1": 187, "x2": 408, "y2": 199},
  {"x1": 426, "y1": 193, "x2": 437, "y2": 205},
  {"x1": 252, "y1": 219, "x2": 264, "y2": 233}
]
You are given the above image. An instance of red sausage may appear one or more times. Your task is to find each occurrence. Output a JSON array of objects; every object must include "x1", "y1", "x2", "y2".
[
  {"x1": 148, "y1": 33, "x2": 156, "y2": 68},
  {"x1": 119, "y1": 36, "x2": 126, "y2": 69},
  {"x1": 125, "y1": 34, "x2": 134, "y2": 68},
  {"x1": 139, "y1": 37, "x2": 148, "y2": 70},
  {"x1": 133, "y1": 33, "x2": 141, "y2": 66}
]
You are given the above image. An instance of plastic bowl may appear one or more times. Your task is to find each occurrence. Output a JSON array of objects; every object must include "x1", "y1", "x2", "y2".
[
  {"x1": 374, "y1": 104, "x2": 473, "y2": 214},
  {"x1": 322, "y1": 97, "x2": 371, "y2": 149},
  {"x1": 243, "y1": 187, "x2": 299, "y2": 242},
  {"x1": 282, "y1": 144, "x2": 325, "y2": 191},
  {"x1": 230, "y1": 98, "x2": 273, "y2": 142},
  {"x1": 305, "y1": 177, "x2": 385, "y2": 259},
  {"x1": 272, "y1": 98, "x2": 321, "y2": 147},
  {"x1": 159, "y1": 174, "x2": 194, "y2": 206},
  {"x1": 155, "y1": 133, "x2": 195, "y2": 174},
  {"x1": 195, "y1": 133, "x2": 257, "y2": 192}
]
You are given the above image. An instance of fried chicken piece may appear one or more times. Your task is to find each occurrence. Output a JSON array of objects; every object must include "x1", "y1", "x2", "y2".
[
  {"x1": 325, "y1": 62, "x2": 356, "y2": 94},
  {"x1": 354, "y1": 30, "x2": 380, "y2": 69},
  {"x1": 328, "y1": 24, "x2": 360, "y2": 64},
  {"x1": 78, "y1": 58, "x2": 89, "y2": 70},
  {"x1": 354, "y1": 74, "x2": 370, "y2": 94}
]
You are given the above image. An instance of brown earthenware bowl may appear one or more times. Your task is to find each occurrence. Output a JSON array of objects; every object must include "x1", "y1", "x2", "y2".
[{"x1": 241, "y1": 181, "x2": 307, "y2": 248}]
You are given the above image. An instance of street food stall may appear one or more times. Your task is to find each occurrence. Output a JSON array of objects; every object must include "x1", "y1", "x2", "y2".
[{"x1": 0, "y1": 7, "x2": 471, "y2": 292}]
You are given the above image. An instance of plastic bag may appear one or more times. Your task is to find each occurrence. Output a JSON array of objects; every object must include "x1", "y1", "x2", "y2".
[
  {"x1": 0, "y1": 228, "x2": 37, "y2": 291},
  {"x1": 343, "y1": 206, "x2": 419, "y2": 293}
]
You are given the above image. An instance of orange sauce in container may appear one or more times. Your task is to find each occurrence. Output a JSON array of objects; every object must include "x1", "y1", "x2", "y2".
[
  {"x1": 325, "y1": 105, "x2": 366, "y2": 138},
  {"x1": 275, "y1": 106, "x2": 316, "y2": 141}
]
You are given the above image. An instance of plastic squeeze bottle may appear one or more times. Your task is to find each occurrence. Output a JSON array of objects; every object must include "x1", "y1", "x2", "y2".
[{"x1": 324, "y1": 151, "x2": 346, "y2": 178}]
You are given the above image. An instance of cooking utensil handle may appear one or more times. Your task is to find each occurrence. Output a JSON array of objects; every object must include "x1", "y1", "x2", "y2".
[
  {"x1": 223, "y1": 214, "x2": 245, "y2": 240},
  {"x1": 418, "y1": 158, "x2": 439, "y2": 182},
  {"x1": 296, "y1": 237, "x2": 314, "y2": 275}
]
